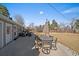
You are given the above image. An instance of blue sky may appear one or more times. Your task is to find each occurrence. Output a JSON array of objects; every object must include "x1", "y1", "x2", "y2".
[{"x1": 2, "y1": 3, "x2": 79, "y2": 26}]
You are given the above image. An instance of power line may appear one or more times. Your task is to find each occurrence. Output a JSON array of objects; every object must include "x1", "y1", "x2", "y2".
[{"x1": 47, "y1": 3, "x2": 68, "y2": 20}]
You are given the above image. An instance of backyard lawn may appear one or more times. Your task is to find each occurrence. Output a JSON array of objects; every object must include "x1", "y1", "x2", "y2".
[{"x1": 35, "y1": 32, "x2": 79, "y2": 53}]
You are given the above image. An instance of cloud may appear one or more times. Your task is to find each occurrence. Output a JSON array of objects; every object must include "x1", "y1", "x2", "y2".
[
  {"x1": 63, "y1": 7, "x2": 79, "y2": 14},
  {"x1": 40, "y1": 11, "x2": 44, "y2": 15}
]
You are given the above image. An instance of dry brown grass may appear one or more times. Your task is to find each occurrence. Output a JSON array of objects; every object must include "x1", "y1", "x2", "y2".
[{"x1": 34, "y1": 32, "x2": 79, "y2": 53}]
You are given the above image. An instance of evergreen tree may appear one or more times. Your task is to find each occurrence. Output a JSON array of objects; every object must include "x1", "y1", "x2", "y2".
[
  {"x1": 50, "y1": 19, "x2": 58, "y2": 30},
  {"x1": 0, "y1": 4, "x2": 10, "y2": 17},
  {"x1": 47, "y1": 20, "x2": 51, "y2": 30}
]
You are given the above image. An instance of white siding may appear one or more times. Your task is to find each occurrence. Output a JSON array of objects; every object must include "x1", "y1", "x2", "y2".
[
  {"x1": 5, "y1": 23, "x2": 12, "y2": 44},
  {"x1": 12, "y1": 25, "x2": 18, "y2": 39},
  {"x1": 0, "y1": 21, "x2": 4, "y2": 48}
]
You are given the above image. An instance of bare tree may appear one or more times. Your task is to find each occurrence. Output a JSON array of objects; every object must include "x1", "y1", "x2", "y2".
[
  {"x1": 14, "y1": 15, "x2": 25, "y2": 26},
  {"x1": 73, "y1": 19, "x2": 79, "y2": 32},
  {"x1": 70, "y1": 18, "x2": 79, "y2": 33},
  {"x1": 29, "y1": 23, "x2": 34, "y2": 29}
]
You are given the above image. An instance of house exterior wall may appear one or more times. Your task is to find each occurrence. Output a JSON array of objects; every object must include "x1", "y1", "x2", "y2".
[
  {"x1": 12, "y1": 25, "x2": 18, "y2": 39},
  {"x1": 0, "y1": 15, "x2": 25, "y2": 48},
  {"x1": 0, "y1": 20, "x2": 4, "y2": 48},
  {"x1": 5, "y1": 23, "x2": 12, "y2": 44}
]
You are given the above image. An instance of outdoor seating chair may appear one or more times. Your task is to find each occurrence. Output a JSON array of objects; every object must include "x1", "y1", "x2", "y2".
[{"x1": 52, "y1": 37, "x2": 57, "y2": 50}]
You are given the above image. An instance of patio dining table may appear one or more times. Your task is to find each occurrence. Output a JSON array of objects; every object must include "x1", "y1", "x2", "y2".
[{"x1": 39, "y1": 35, "x2": 53, "y2": 54}]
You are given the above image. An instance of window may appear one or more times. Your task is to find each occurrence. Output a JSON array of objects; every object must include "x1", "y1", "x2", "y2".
[{"x1": 7, "y1": 26, "x2": 11, "y2": 34}]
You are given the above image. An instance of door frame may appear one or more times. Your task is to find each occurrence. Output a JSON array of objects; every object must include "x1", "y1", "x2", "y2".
[
  {"x1": 13, "y1": 25, "x2": 17, "y2": 39},
  {"x1": 5, "y1": 23, "x2": 12, "y2": 44}
]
